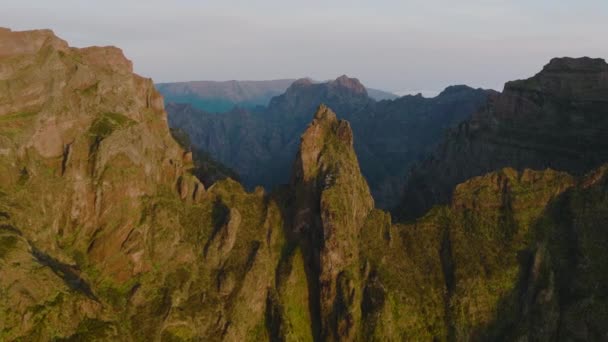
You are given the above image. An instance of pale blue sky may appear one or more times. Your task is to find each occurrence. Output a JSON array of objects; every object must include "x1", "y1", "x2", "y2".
[{"x1": 2, "y1": 0, "x2": 607, "y2": 93}]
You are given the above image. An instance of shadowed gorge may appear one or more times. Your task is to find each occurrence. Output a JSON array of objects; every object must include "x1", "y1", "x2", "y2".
[{"x1": 2, "y1": 27, "x2": 608, "y2": 342}]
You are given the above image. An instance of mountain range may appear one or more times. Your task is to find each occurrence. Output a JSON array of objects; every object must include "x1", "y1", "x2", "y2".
[
  {"x1": 156, "y1": 79, "x2": 398, "y2": 113},
  {"x1": 2, "y1": 27, "x2": 608, "y2": 341},
  {"x1": 398, "y1": 56, "x2": 608, "y2": 219},
  {"x1": 166, "y1": 76, "x2": 490, "y2": 208}
]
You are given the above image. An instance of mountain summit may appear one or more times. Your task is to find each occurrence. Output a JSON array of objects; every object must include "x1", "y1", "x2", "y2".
[
  {"x1": 330, "y1": 75, "x2": 368, "y2": 95},
  {"x1": 289, "y1": 104, "x2": 374, "y2": 339},
  {"x1": 267, "y1": 75, "x2": 370, "y2": 119},
  {"x1": 0, "y1": 28, "x2": 278, "y2": 340}
]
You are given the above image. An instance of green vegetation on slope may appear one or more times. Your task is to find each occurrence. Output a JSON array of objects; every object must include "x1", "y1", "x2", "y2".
[{"x1": 3, "y1": 28, "x2": 608, "y2": 342}]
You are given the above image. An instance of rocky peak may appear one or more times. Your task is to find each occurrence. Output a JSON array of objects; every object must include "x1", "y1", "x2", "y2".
[
  {"x1": 79, "y1": 46, "x2": 134, "y2": 74},
  {"x1": 330, "y1": 75, "x2": 368, "y2": 96},
  {"x1": 313, "y1": 103, "x2": 337, "y2": 121},
  {"x1": 293, "y1": 104, "x2": 358, "y2": 183},
  {"x1": 543, "y1": 56, "x2": 608, "y2": 73},
  {"x1": 268, "y1": 75, "x2": 371, "y2": 119},
  {"x1": 0, "y1": 27, "x2": 202, "y2": 283},
  {"x1": 438, "y1": 84, "x2": 477, "y2": 97},
  {"x1": 503, "y1": 57, "x2": 608, "y2": 103},
  {"x1": 291, "y1": 104, "x2": 373, "y2": 340},
  {"x1": 0, "y1": 27, "x2": 68, "y2": 58},
  {"x1": 281, "y1": 77, "x2": 315, "y2": 97},
  {"x1": 1, "y1": 28, "x2": 303, "y2": 341}
]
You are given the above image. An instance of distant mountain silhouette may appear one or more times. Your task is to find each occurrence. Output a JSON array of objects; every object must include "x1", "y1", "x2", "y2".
[
  {"x1": 156, "y1": 79, "x2": 295, "y2": 112},
  {"x1": 157, "y1": 78, "x2": 399, "y2": 113}
]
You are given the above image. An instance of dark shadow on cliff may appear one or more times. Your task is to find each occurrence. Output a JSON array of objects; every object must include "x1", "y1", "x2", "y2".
[
  {"x1": 468, "y1": 171, "x2": 608, "y2": 340},
  {"x1": 31, "y1": 244, "x2": 99, "y2": 301},
  {"x1": 265, "y1": 182, "x2": 323, "y2": 341}
]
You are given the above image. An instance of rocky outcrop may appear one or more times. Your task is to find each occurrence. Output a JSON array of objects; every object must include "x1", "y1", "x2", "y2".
[
  {"x1": 349, "y1": 164, "x2": 608, "y2": 341},
  {"x1": 0, "y1": 28, "x2": 284, "y2": 341},
  {"x1": 0, "y1": 27, "x2": 198, "y2": 281},
  {"x1": 399, "y1": 57, "x2": 608, "y2": 219},
  {"x1": 289, "y1": 105, "x2": 374, "y2": 340}
]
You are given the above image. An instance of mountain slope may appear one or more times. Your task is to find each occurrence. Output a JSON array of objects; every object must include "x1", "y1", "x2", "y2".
[
  {"x1": 0, "y1": 28, "x2": 286, "y2": 341},
  {"x1": 167, "y1": 78, "x2": 491, "y2": 208},
  {"x1": 3, "y1": 28, "x2": 608, "y2": 342},
  {"x1": 382, "y1": 166, "x2": 608, "y2": 340},
  {"x1": 278, "y1": 106, "x2": 608, "y2": 341},
  {"x1": 399, "y1": 57, "x2": 608, "y2": 219}
]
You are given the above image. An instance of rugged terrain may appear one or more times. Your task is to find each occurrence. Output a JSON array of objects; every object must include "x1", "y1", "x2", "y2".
[
  {"x1": 0, "y1": 27, "x2": 285, "y2": 341},
  {"x1": 2, "y1": 28, "x2": 608, "y2": 342},
  {"x1": 167, "y1": 78, "x2": 490, "y2": 208},
  {"x1": 399, "y1": 57, "x2": 608, "y2": 219}
]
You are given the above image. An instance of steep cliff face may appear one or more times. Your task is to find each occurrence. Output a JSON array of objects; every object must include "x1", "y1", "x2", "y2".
[
  {"x1": 0, "y1": 28, "x2": 286, "y2": 341},
  {"x1": 0, "y1": 27, "x2": 200, "y2": 281},
  {"x1": 289, "y1": 105, "x2": 374, "y2": 340},
  {"x1": 360, "y1": 165, "x2": 608, "y2": 341},
  {"x1": 399, "y1": 57, "x2": 608, "y2": 219}
]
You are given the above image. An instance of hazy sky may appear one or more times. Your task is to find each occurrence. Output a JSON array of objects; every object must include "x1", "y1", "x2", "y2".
[{"x1": 2, "y1": 0, "x2": 607, "y2": 94}]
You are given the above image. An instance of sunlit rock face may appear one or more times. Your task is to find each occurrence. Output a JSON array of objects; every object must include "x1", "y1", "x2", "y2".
[{"x1": 0, "y1": 28, "x2": 283, "y2": 340}]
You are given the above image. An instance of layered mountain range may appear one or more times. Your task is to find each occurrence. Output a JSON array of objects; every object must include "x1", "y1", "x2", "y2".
[
  {"x1": 2, "y1": 28, "x2": 608, "y2": 342},
  {"x1": 167, "y1": 77, "x2": 490, "y2": 208},
  {"x1": 156, "y1": 79, "x2": 295, "y2": 113},
  {"x1": 399, "y1": 57, "x2": 608, "y2": 219},
  {"x1": 156, "y1": 79, "x2": 397, "y2": 113}
]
